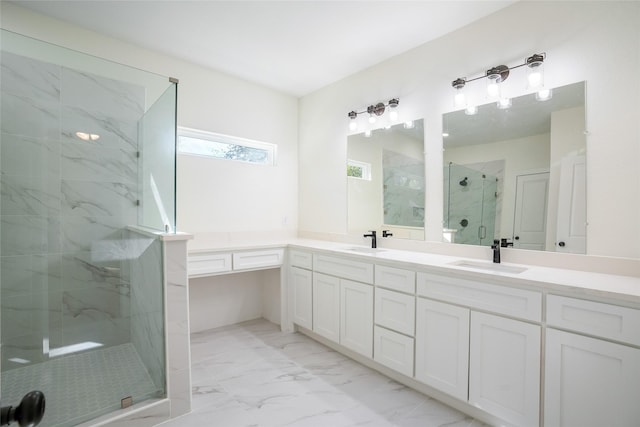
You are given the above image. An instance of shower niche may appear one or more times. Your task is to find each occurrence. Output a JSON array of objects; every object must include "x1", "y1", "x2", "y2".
[{"x1": 1, "y1": 30, "x2": 177, "y2": 426}]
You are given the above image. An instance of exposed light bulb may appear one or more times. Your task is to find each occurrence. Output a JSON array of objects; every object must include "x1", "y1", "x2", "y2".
[
  {"x1": 454, "y1": 91, "x2": 467, "y2": 109},
  {"x1": 528, "y1": 70, "x2": 542, "y2": 89},
  {"x1": 389, "y1": 109, "x2": 398, "y2": 121},
  {"x1": 487, "y1": 81, "x2": 500, "y2": 98},
  {"x1": 452, "y1": 78, "x2": 467, "y2": 109},
  {"x1": 75, "y1": 131, "x2": 100, "y2": 141},
  {"x1": 497, "y1": 98, "x2": 512, "y2": 109},
  {"x1": 349, "y1": 120, "x2": 358, "y2": 131},
  {"x1": 465, "y1": 105, "x2": 478, "y2": 115},
  {"x1": 368, "y1": 114, "x2": 376, "y2": 124},
  {"x1": 536, "y1": 88, "x2": 553, "y2": 101},
  {"x1": 526, "y1": 54, "x2": 545, "y2": 90}
]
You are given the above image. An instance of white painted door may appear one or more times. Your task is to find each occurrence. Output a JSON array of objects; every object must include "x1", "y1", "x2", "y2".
[
  {"x1": 290, "y1": 266, "x2": 313, "y2": 329},
  {"x1": 544, "y1": 329, "x2": 640, "y2": 427},
  {"x1": 415, "y1": 298, "x2": 469, "y2": 400},
  {"x1": 340, "y1": 279, "x2": 373, "y2": 358},
  {"x1": 469, "y1": 312, "x2": 540, "y2": 427},
  {"x1": 312, "y1": 272, "x2": 340, "y2": 343},
  {"x1": 556, "y1": 154, "x2": 586, "y2": 253},
  {"x1": 513, "y1": 172, "x2": 549, "y2": 250}
]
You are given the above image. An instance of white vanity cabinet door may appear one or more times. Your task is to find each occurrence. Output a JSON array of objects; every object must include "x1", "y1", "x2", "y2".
[
  {"x1": 415, "y1": 298, "x2": 469, "y2": 401},
  {"x1": 375, "y1": 265, "x2": 415, "y2": 294},
  {"x1": 469, "y1": 312, "x2": 540, "y2": 427},
  {"x1": 312, "y1": 272, "x2": 340, "y2": 343},
  {"x1": 290, "y1": 266, "x2": 313, "y2": 330},
  {"x1": 374, "y1": 326, "x2": 414, "y2": 377},
  {"x1": 340, "y1": 279, "x2": 373, "y2": 358},
  {"x1": 544, "y1": 329, "x2": 640, "y2": 427},
  {"x1": 547, "y1": 294, "x2": 640, "y2": 346},
  {"x1": 188, "y1": 252, "x2": 232, "y2": 277},
  {"x1": 233, "y1": 249, "x2": 284, "y2": 271},
  {"x1": 313, "y1": 254, "x2": 374, "y2": 284},
  {"x1": 289, "y1": 250, "x2": 313, "y2": 270},
  {"x1": 375, "y1": 288, "x2": 415, "y2": 336}
]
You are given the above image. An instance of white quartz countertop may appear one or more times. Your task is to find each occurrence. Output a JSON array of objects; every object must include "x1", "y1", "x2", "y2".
[{"x1": 188, "y1": 238, "x2": 640, "y2": 303}]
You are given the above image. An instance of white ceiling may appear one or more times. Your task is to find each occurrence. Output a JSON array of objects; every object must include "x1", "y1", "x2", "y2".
[{"x1": 12, "y1": 0, "x2": 516, "y2": 97}]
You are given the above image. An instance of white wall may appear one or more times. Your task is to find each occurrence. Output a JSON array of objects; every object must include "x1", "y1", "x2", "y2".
[
  {"x1": 299, "y1": 1, "x2": 640, "y2": 259},
  {"x1": 1, "y1": 2, "x2": 299, "y2": 240}
]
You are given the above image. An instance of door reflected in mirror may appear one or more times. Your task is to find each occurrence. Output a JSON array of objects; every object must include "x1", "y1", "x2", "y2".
[
  {"x1": 348, "y1": 119, "x2": 425, "y2": 240},
  {"x1": 443, "y1": 82, "x2": 586, "y2": 253}
]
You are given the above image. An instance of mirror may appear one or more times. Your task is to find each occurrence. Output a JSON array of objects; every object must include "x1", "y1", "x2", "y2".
[
  {"x1": 348, "y1": 119, "x2": 425, "y2": 240},
  {"x1": 443, "y1": 82, "x2": 586, "y2": 253}
]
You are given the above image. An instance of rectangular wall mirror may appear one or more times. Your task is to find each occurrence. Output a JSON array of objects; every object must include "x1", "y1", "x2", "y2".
[
  {"x1": 443, "y1": 81, "x2": 586, "y2": 253},
  {"x1": 348, "y1": 119, "x2": 425, "y2": 240}
]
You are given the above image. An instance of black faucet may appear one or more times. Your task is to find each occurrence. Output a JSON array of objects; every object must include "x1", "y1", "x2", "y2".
[
  {"x1": 491, "y1": 239, "x2": 500, "y2": 263},
  {"x1": 500, "y1": 238, "x2": 514, "y2": 248},
  {"x1": 382, "y1": 230, "x2": 393, "y2": 238},
  {"x1": 363, "y1": 230, "x2": 377, "y2": 248}
]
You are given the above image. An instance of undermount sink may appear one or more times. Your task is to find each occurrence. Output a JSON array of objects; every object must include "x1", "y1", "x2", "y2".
[
  {"x1": 450, "y1": 260, "x2": 527, "y2": 274},
  {"x1": 344, "y1": 246, "x2": 387, "y2": 254}
]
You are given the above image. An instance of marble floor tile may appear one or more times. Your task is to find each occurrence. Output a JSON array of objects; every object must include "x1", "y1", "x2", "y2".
[{"x1": 158, "y1": 319, "x2": 488, "y2": 427}]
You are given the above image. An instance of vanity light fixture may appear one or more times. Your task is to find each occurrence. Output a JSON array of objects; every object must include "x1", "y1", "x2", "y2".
[
  {"x1": 451, "y1": 53, "x2": 548, "y2": 111},
  {"x1": 347, "y1": 98, "x2": 400, "y2": 132},
  {"x1": 348, "y1": 110, "x2": 358, "y2": 131}
]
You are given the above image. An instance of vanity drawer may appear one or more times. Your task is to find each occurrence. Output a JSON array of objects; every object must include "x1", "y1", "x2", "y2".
[
  {"x1": 547, "y1": 295, "x2": 640, "y2": 346},
  {"x1": 289, "y1": 250, "x2": 313, "y2": 270},
  {"x1": 417, "y1": 272, "x2": 542, "y2": 322},
  {"x1": 374, "y1": 326, "x2": 414, "y2": 377},
  {"x1": 233, "y1": 249, "x2": 284, "y2": 271},
  {"x1": 313, "y1": 254, "x2": 374, "y2": 284},
  {"x1": 375, "y1": 288, "x2": 415, "y2": 336},
  {"x1": 188, "y1": 252, "x2": 232, "y2": 277},
  {"x1": 375, "y1": 265, "x2": 415, "y2": 294}
]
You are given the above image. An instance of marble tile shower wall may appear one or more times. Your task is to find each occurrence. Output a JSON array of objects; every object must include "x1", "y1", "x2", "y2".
[{"x1": 0, "y1": 51, "x2": 145, "y2": 370}]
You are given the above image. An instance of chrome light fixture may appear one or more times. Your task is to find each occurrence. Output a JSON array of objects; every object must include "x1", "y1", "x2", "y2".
[
  {"x1": 451, "y1": 53, "x2": 549, "y2": 112},
  {"x1": 347, "y1": 98, "x2": 399, "y2": 132}
]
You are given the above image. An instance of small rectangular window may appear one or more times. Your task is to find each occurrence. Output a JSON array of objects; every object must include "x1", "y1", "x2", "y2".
[
  {"x1": 347, "y1": 159, "x2": 371, "y2": 180},
  {"x1": 178, "y1": 127, "x2": 276, "y2": 166}
]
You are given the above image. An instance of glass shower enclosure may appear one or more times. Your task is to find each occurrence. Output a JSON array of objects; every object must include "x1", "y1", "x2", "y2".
[
  {"x1": 1, "y1": 30, "x2": 176, "y2": 426},
  {"x1": 444, "y1": 162, "x2": 498, "y2": 246}
]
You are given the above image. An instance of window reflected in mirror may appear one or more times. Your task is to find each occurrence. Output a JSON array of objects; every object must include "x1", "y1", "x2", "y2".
[
  {"x1": 348, "y1": 119, "x2": 425, "y2": 240},
  {"x1": 443, "y1": 82, "x2": 586, "y2": 253}
]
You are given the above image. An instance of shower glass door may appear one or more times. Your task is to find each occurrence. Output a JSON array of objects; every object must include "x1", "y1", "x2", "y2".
[
  {"x1": 444, "y1": 162, "x2": 497, "y2": 246},
  {"x1": 1, "y1": 30, "x2": 176, "y2": 426}
]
